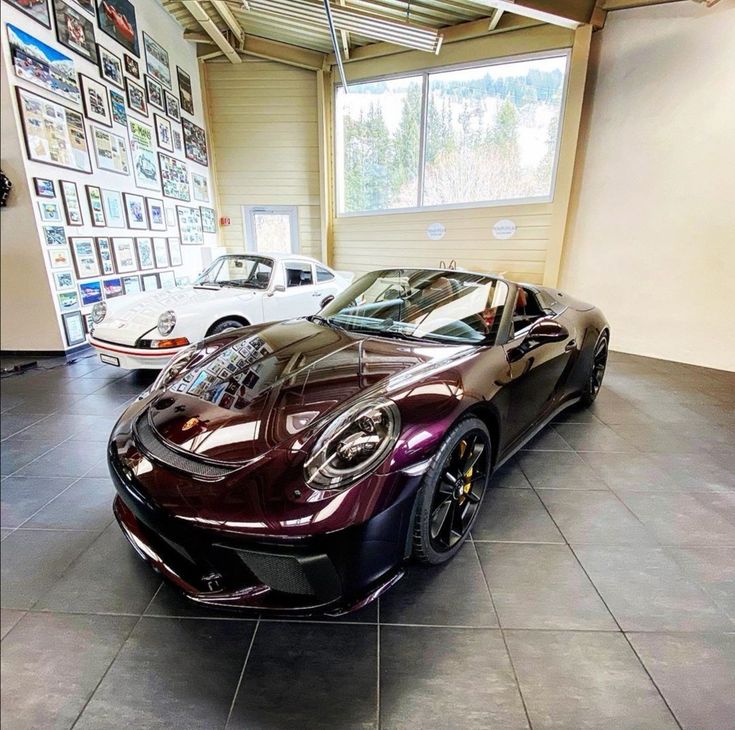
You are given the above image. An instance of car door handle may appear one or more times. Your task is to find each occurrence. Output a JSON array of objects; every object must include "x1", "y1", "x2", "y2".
[
  {"x1": 565, "y1": 340, "x2": 577, "y2": 352},
  {"x1": 312, "y1": 292, "x2": 323, "y2": 297}
]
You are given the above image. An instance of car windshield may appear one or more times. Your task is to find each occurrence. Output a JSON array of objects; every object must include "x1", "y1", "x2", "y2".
[
  {"x1": 319, "y1": 269, "x2": 510, "y2": 345},
  {"x1": 195, "y1": 255, "x2": 274, "y2": 289}
]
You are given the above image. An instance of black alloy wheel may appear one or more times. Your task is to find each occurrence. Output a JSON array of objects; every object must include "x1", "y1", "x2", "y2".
[
  {"x1": 581, "y1": 335, "x2": 608, "y2": 406},
  {"x1": 413, "y1": 417, "x2": 491, "y2": 564}
]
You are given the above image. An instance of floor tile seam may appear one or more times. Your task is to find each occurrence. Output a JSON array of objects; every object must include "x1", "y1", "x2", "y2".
[{"x1": 224, "y1": 619, "x2": 260, "y2": 730}]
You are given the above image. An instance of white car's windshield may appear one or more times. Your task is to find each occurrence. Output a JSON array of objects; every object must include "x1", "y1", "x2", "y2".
[
  {"x1": 195, "y1": 255, "x2": 274, "y2": 290},
  {"x1": 319, "y1": 269, "x2": 510, "y2": 345}
]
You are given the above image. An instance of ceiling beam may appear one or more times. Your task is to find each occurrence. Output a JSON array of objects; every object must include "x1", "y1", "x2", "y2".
[
  {"x1": 470, "y1": 1, "x2": 582, "y2": 29},
  {"x1": 182, "y1": 1, "x2": 242, "y2": 63},
  {"x1": 338, "y1": 0, "x2": 350, "y2": 59},
  {"x1": 210, "y1": 0, "x2": 245, "y2": 42},
  {"x1": 488, "y1": 8, "x2": 504, "y2": 29},
  {"x1": 600, "y1": 0, "x2": 685, "y2": 7}
]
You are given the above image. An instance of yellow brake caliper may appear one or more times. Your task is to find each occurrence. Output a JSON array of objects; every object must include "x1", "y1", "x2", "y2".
[{"x1": 458, "y1": 440, "x2": 473, "y2": 504}]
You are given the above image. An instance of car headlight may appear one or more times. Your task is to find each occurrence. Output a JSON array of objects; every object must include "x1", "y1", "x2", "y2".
[
  {"x1": 158, "y1": 310, "x2": 176, "y2": 336},
  {"x1": 92, "y1": 302, "x2": 107, "y2": 324},
  {"x1": 304, "y1": 398, "x2": 400, "y2": 490},
  {"x1": 149, "y1": 344, "x2": 197, "y2": 394}
]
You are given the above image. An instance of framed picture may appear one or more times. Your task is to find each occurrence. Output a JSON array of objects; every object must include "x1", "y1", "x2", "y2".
[
  {"x1": 128, "y1": 119, "x2": 160, "y2": 190},
  {"x1": 79, "y1": 73, "x2": 111, "y2": 127},
  {"x1": 136, "y1": 237, "x2": 155, "y2": 270},
  {"x1": 16, "y1": 87, "x2": 92, "y2": 173},
  {"x1": 122, "y1": 274, "x2": 141, "y2": 294},
  {"x1": 165, "y1": 207, "x2": 176, "y2": 227},
  {"x1": 86, "y1": 185, "x2": 106, "y2": 226},
  {"x1": 34, "y1": 178, "x2": 56, "y2": 198},
  {"x1": 43, "y1": 226, "x2": 67, "y2": 246},
  {"x1": 5, "y1": 0, "x2": 52, "y2": 28},
  {"x1": 70, "y1": 236, "x2": 100, "y2": 278},
  {"x1": 96, "y1": 237, "x2": 116, "y2": 274},
  {"x1": 182, "y1": 118, "x2": 209, "y2": 166},
  {"x1": 176, "y1": 205, "x2": 203, "y2": 245},
  {"x1": 159, "y1": 153, "x2": 190, "y2": 201},
  {"x1": 176, "y1": 66, "x2": 194, "y2": 115},
  {"x1": 164, "y1": 91, "x2": 180, "y2": 122},
  {"x1": 53, "y1": 270, "x2": 75, "y2": 290},
  {"x1": 142, "y1": 273, "x2": 159, "y2": 291},
  {"x1": 191, "y1": 173, "x2": 209, "y2": 203},
  {"x1": 7, "y1": 23, "x2": 80, "y2": 105},
  {"x1": 54, "y1": 0, "x2": 96, "y2": 62},
  {"x1": 124, "y1": 53, "x2": 139, "y2": 78},
  {"x1": 112, "y1": 237, "x2": 138, "y2": 273},
  {"x1": 60, "y1": 180, "x2": 84, "y2": 225},
  {"x1": 200, "y1": 206, "x2": 216, "y2": 234},
  {"x1": 101, "y1": 189, "x2": 125, "y2": 228},
  {"x1": 142, "y1": 32, "x2": 171, "y2": 89},
  {"x1": 125, "y1": 77, "x2": 147, "y2": 116},
  {"x1": 71, "y1": 0, "x2": 95, "y2": 14},
  {"x1": 58, "y1": 290, "x2": 79, "y2": 311},
  {"x1": 49, "y1": 247, "x2": 72, "y2": 269},
  {"x1": 145, "y1": 75, "x2": 164, "y2": 112},
  {"x1": 39, "y1": 201, "x2": 63, "y2": 223},
  {"x1": 109, "y1": 89, "x2": 127, "y2": 126},
  {"x1": 103, "y1": 277, "x2": 124, "y2": 298},
  {"x1": 79, "y1": 279, "x2": 103, "y2": 306},
  {"x1": 123, "y1": 192, "x2": 147, "y2": 229},
  {"x1": 62, "y1": 311, "x2": 86, "y2": 346},
  {"x1": 97, "y1": 45, "x2": 124, "y2": 89},
  {"x1": 167, "y1": 237, "x2": 183, "y2": 266},
  {"x1": 96, "y1": 0, "x2": 139, "y2": 57},
  {"x1": 152, "y1": 237, "x2": 169, "y2": 268},
  {"x1": 154, "y1": 114, "x2": 174, "y2": 153},
  {"x1": 146, "y1": 198, "x2": 166, "y2": 231},
  {"x1": 159, "y1": 270, "x2": 177, "y2": 290},
  {"x1": 172, "y1": 126, "x2": 183, "y2": 153},
  {"x1": 91, "y1": 126, "x2": 130, "y2": 175}
]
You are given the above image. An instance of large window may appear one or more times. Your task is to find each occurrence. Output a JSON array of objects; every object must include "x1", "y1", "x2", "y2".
[{"x1": 335, "y1": 53, "x2": 568, "y2": 215}]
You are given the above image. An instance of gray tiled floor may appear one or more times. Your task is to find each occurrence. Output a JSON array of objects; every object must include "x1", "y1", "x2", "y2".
[{"x1": 1, "y1": 351, "x2": 734, "y2": 729}]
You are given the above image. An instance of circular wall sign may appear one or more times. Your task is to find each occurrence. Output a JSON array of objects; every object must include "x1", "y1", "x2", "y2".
[
  {"x1": 426, "y1": 222, "x2": 446, "y2": 240},
  {"x1": 492, "y1": 219, "x2": 517, "y2": 240}
]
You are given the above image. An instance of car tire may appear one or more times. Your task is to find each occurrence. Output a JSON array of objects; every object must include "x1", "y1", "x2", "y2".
[
  {"x1": 412, "y1": 416, "x2": 492, "y2": 565},
  {"x1": 580, "y1": 334, "x2": 608, "y2": 406},
  {"x1": 207, "y1": 318, "x2": 247, "y2": 336}
]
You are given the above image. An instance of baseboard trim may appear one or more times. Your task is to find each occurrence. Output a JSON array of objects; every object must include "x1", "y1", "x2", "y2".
[{"x1": 1, "y1": 344, "x2": 92, "y2": 360}]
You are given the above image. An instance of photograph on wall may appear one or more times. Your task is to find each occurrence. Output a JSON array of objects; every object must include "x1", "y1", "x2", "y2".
[
  {"x1": 122, "y1": 274, "x2": 141, "y2": 294},
  {"x1": 97, "y1": 44, "x2": 124, "y2": 88},
  {"x1": 34, "y1": 178, "x2": 56, "y2": 198},
  {"x1": 54, "y1": 0, "x2": 97, "y2": 63},
  {"x1": 191, "y1": 173, "x2": 209, "y2": 202},
  {"x1": 152, "y1": 237, "x2": 169, "y2": 268},
  {"x1": 145, "y1": 74, "x2": 165, "y2": 112},
  {"x1": 48, "y1": 246, "x2": 72, "y2": 269},
  {"x1": 92, "y1": 126, "x2": 130, "y2": 175},
  {"x1": 176, "y1": 205, "x2": 203, "y2": 245},
  {"x1": 60, "y1": 180, "x2": 84, "y2": 225},
  {"x1": 96, "y1": 237, "x2": 115, "y2": 274},
  {"x1": 109, "y1": 89, "x2": 127, "y2": 125},
  {"x1": 79, "y1": 279, "x2": 103, "y2": 305},
  {"x1": 96, "y1": 0, "x2": 139, "y2": 57},
  {"x1": 58, "y1": 290, "x2": 79, "y2": 311},
  {"x1": 182, "y1": 118, "x2": 208, "y2": 166},
  {"x1": 159, "y1": 153, "x2": 190, "y2": 201},
  {"x1": 164, "y1": 91, "x2": 180, "y2": 122},
  {"x1": 101, "y1": 188, "x2": 125, "y2": 227},
  {"x1": 165, "y1": 206, "x2": 176, "y2": 227},
  {"x1": 43, "y1": 226, "x2": 67, "y2": 246},
  {"x1": 86, "y1": 185, "x2": 106, "y2": 226},
  {"x1": 167, "y1": 237, "x2": 182, "y2": 266},
  {"x1": 136, "y1": 237, "x2": 155, "y2": 269},
  {"x1": 172, "y1": 127, "x2": 183, "y2": 153},
  {"x1": 176, "y1": 66, "x2": 194, "y2": 115},
  {"x1": 79, "y1": 73, "x2": 111, "y2": 127},
  {"x1": 128, "y1": 119, "x2": 160, "y2": 190},
  {"x1": 142, "y1": 273, "x2": 159, "y2": 291},
  {"x1": 142, "y1": 32, "x2": 171, "y2": 89},
  {"x1": 159, "y1": 270, "x2": 176, "y2": 289},
  {"x1": 53, "y1": 270, "x2": 75, "y2": 290},
  {"x1": 123, "y1": 192, "x2": 147, "y2": 229},
  {"x1": 16, "y1": 88, "x2": 92, "y2": 173},
  {"x1": 103, "y1": 277, "x2": 123, "y2": 298},
  {"x1": 146, "y1": 197, "x2": 166, "y2": 231},
  {"x1": 200, "y1": 206, "x2": 216, "y2": 234},
  {"x1": 154, "y1": 114, "x2": 174, "y2": 153},
  {"x1": 124, "y1": 77, "x2": 147, "y2": 116},
  {"x1": 124, "y1": 53, "x2": 139, "y2": 77},
  {"x1": 70, "y1": 236, "x2": 100, "y2": 278},
  {"x1": 39, "y1": 201, "x2": 63, "y2": 223},
  {"x1": 6, "y1": 0, "x2": 52, "y2": 28},
  {"x1": 62, "y1": 311, "x2": 86, "y2": 345},
  {"x1": 112, "y1": 237, "x2": 137, "y2": 272},
  {"x1": 72, "y1": 0, "x2": 95, "y2": 13},
  {"x1": 7, "y1": 23, "x2": 80, "y2": 106}
]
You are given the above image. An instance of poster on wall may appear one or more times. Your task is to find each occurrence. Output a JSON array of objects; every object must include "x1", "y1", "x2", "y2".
[
  {"x1": 176, "y1": 205, "x2": 203, "y2": 246},
  {"x1": 164, "y1": 91, "x2": 180, "y2": 122},
  {"x1": 97, "y1": 237, "x2": 116, "y2": 274},
  {"x1": 70, "y1": 237, "x2": 101, "y2": 278},
  {"x1": 53, "y1": 270, "x2": 75, "y2": 290},
  {"x1": 60, "y1": 180, "x2": 84, "y2": 225},
  {"x1": 92, "y1": 126, "x2": 130, "y2": 175},
  {"x1": 79, "y1": 73, "x2": 112, "y2": 127},
  {"x1": 39, "y1": 201, "x2": 63, "y2": 222},
  {"x1": 86, "y1": 185, "x2": 106, "y2": 226},
  {"x1": 79, "y1": 279, "x2": 103, "y2": 305},
  {"x1": 6, "y1": 0, "x2": 52, "y2": 28},
  {"x1": 125, "y1": 77, "x2": 147, "y2": 116},
  {"x1": 62, "y1": 311, "x2": 86, "y2": 346},
  {"x1": 97, "y1": 45, "x2": 124, "y2": 89},
  {"x1": 182, "y1": 119, "x2": 208, "y2": 166},
  {"x1": 176, "y1": 66, "x2": 194, "y2": 115},
  {"x1": 200, "y1": 206, "x2": 216, "y2": 234},
  {"x1": 128, "y1": 118, "x2": 160, "y2": 190},
  {"x1": 58, "y1": 290, "x2": 79, "y2": 311},
  {"x1": 159, "y1": 153, "x2": 190, "y2": 201},
  {"x1": 7, "y1": 24, "x2": 80, "y2": 105},
  {"x1": 54, "y1": 0, "x2": 97, "y2": 63},
  {"x1": 101, "y1": 189, "x2": 125, "y2": 227},
  {"x1": 109, "y1": 89, "x2": 127, "y2": 125},
  {"x1": 145, "y1": 74, "x2": 165, "y2": 112},
  {"x1": 191, "y1": 173, "x2": 209, "y2": 203},
  {"x1": 16, "y1": 88, "x2": 92, "y2": 173},
  {"x1": 112, "y1": 237, "x2": 137, "y2": 272},
  {"x1": 96, "y1": 0, "x2": 139, "y2": 57},
  {"x1": 43, "y1": 226, "x2": 66, "y2": 246},
  {"x1": 143, "y1": 32, "x2": 171, "y2": 89}
]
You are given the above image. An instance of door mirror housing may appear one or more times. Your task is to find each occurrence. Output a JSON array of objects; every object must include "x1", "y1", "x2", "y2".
[
  {"x1": 508, "y1": 319, "x2": 568, "y2": 362},
  {"x1": 267, "y1": 283, "x2": 286, "y2": 297}
]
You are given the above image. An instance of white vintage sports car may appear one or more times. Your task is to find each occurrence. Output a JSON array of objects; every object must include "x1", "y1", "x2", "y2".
[{"x1": 88, "y1": 253, "x2": 353, "y2": 369}]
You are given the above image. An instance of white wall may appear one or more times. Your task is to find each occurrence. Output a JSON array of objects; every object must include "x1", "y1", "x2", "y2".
[{"x1": 560, "y1": 3, "x2": 735, "y2": 371}]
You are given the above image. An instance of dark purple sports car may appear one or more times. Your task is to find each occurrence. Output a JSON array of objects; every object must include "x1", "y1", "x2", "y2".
[{"x1": 109, "y1": 268, "x2": 609, "y2": 614}]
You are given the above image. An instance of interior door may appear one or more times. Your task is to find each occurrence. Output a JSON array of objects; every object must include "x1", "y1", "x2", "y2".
[{"x1": 243, "y1": 205, "x2": 299, "y2": 254}]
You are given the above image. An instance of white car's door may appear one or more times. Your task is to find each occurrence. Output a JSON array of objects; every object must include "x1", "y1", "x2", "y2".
[
  {"x1": 314, "y1": 264, "x2": 345, "y2": 305},
  {"x1": 263, "y1": 261, "x2": 322, "y2": 320}
]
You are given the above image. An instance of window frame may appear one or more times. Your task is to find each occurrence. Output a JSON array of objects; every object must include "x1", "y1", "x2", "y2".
[{"x1": 333, "y1": 48, "x2": 572, "y2": 218}]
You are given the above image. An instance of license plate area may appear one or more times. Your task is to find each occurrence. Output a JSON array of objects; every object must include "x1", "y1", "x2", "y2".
[{"x1": 100, "y1": 354, "x2": 120, "y2": 366}]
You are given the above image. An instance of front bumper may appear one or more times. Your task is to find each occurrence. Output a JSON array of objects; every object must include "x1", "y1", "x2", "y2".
[{"x1": 88, "y1": 335, "x2": 185, "y2": 370}]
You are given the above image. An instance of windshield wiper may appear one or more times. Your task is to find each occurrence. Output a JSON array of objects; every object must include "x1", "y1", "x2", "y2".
[{"x1": 308, "y1": 315, "x2": 346, "y2": 332}]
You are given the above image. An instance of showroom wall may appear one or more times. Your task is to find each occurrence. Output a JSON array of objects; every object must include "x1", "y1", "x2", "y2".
[
  {"x1": 204, "y1": 60, "x2": 322, "y2": 259},
  {"x1": 0, "y1": 0, "x2": 216, "y2": 353},
  {"x1": 560, "y1": 3, "x2": 735, "y2": 371}
]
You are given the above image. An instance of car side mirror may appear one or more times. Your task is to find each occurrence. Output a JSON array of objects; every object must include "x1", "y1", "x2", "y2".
[
  {"x1": 508, "y1": 319, "x2": 569, "y2": 362},
  {"x1": 320, "y1": 295, "x2": 335, "y2": 308},
  {"x1": 267, "y1": 284, "x2": 286, "y2": 297}
]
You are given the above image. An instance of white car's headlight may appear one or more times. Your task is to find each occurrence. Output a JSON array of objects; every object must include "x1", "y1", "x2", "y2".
[
  {"x1": 304, "y1": 398, "x2": 400, "y2": 490},
  {"x1": 92, "y1": 302, "x2": 107, "y2": 324},
  {"x1": 158, "y1": 310, "x2": 176, "y2": 336},
  {"x1": 149, "y1": 344, "x2": 197, "y2": 393}
]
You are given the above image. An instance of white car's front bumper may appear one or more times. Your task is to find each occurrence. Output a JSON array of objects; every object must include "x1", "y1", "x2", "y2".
[{"x1": 87, "y1": 335, "x2": 186, "y2": 370}]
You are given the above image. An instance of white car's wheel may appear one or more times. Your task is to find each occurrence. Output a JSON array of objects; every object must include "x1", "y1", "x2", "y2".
[{"x1": 207, "y1": 318, "x2": 248, "y2": 336}]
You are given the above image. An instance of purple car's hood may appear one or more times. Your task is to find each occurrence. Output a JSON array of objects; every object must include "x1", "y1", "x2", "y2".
[{"x1": 147, "y1": 319, "x2": 469, "y2": 463}]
